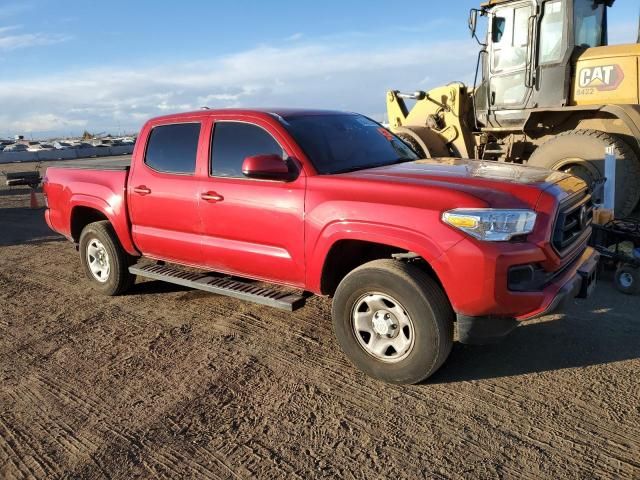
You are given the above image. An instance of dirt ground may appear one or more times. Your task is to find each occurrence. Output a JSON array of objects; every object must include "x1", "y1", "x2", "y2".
[{"x1": 1, "y1": 161, "x2": 639, "y2": 479}]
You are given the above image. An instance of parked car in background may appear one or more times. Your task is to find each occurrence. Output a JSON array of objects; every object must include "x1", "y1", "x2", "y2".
[
  {"x1": 27, "y1": 142, "x2": 54, "y2": 152},
  {"x1": 3, "y1": 143, "x2": 29, "y2": 152}
]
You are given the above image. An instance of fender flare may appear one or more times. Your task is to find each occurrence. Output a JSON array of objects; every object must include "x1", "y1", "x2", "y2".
[
  {"x1": 307, "y1": 220, "x2": 453, "y2": 294},
  {"x1": 69, "y1": 194, "x2": 139, "y2": 255},
  {"x1": 600, "y1": 104, "x2": 640, "y2": 151}
]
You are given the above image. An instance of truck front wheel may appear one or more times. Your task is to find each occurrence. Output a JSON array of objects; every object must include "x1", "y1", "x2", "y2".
[
  {"x1": 332, "y1": 259, "x2": 454, "y2": 384},
  {"x1": 79, "y1": 220, "x2": 135, "y2": 296}
]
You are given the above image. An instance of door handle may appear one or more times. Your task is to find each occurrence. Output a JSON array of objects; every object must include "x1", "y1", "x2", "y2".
[
  {"x1": 133, "y1": 185, "x2": 151, "y2": 195},
  {"x1": 201, "y1": 191, "x2": 224, "y2": 202}
]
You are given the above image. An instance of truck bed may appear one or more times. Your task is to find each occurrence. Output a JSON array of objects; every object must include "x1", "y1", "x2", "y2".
[
  {"x1": 44, "y1": 155, "x2": 131, "y2": 171},
  {"x1": 44, "y1": 160, "x2": 135, "y2": 254}
]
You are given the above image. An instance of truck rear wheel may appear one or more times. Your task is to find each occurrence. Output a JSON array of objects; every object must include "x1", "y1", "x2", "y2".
[
  {"x1": 332, "y1": 259, "x2": 454, "y2": 384},
  {"x1": 79, "y1": 220, "x2": 135, "y2": 296},
  {"x1": 527, "y1": 129, "x2": 640, "y2": 217}
]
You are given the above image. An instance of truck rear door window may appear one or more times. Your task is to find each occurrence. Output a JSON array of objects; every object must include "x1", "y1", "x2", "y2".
[
  {"x1": 210, "y1": 122, "x2": 284, "y2": 178},
  {"x1": 144, "y1": 123, "x2": 201, "y2": 174}
]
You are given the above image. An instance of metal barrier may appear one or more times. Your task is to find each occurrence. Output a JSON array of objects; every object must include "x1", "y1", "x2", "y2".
[
  {"x1": 0, "y1": 145, "x2": 134, "y2": 164},
  {"x1": 0, "y1": 151, "x2": 39, "y2": 163}
]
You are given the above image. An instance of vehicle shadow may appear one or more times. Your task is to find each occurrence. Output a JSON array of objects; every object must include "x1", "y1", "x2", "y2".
[
  {"x1": 430, "y1": 274, "x2": 640, "y2": 383},
  {"x1": 128, "y1": 279, "x2": 191, "y2": 295},
  {"x1": 0, "y1": 187, "x2": 36, "y2": 197},
  {"x1": 0, "y1": 206, "x2": 64, "y2": 247}
]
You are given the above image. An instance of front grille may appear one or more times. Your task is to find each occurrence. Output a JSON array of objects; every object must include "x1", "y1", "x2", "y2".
[{"x1": 552, "y1": 190, "x2": 593, "y2": 255}]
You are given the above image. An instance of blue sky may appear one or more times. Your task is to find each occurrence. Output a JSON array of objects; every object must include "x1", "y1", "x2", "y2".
[{"x1": 0, "y1": 0, "x2": 638, "y2": 138}]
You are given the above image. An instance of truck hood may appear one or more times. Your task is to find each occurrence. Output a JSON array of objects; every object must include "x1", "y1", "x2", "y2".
[{"x1": 339, "y1": 158, "x2": 586, "y2": 209}]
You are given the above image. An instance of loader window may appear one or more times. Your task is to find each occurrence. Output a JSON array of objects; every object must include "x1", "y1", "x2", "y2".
[
  {"x1": 539, "y1": 0, "x2": 565, "y2": 64},
  {"x1": 491, "y1": 5, "x2": 531, "y2": 72},
  {"x1": 574, "y1": 0, "x2": 606, "y2": 48}
]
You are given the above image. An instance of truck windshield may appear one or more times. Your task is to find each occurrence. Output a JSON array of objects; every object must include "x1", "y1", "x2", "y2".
[
  {"x1": 281, "y1": 114, "x2": 418, "y2": 174},
  {"x1": 574, "y1": 0, "x2": 607, "y2": 48}
]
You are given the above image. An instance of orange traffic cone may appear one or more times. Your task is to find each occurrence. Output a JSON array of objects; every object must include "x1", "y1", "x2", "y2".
[{"x1": 30, "y1": 190, "x2": 40, "y2": 208}]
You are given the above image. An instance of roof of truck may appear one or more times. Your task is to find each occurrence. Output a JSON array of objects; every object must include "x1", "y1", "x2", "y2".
[{"x1": 149, "y1": 108, "x2": 356, "y2": 124}]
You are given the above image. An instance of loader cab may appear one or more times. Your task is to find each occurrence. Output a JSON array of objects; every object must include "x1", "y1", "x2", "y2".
[{"x1": 472, "y1": 0, "x2": 612, "y2": 129}]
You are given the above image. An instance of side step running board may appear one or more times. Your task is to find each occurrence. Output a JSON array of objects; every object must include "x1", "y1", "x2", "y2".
[{"x1": 129, "y1": 263, "x2": 306, "y2": 311}]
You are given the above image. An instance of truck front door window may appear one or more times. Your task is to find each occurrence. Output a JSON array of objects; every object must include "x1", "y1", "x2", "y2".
[{"x1": 211, "y1": 122, "x2": 284, "y2": 178}]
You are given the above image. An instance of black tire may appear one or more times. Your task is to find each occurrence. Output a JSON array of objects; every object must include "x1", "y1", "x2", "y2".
[
  {"x1": 527, "y1": 129, "x2": 640, "y2": 217},
  {"x1": 397, "y1": 133, "x2": 426, "y2": 158},
  {"x1": 332, "y1": 259, "x2": 454, "y2": 384},
  {"x1": 614, "y1": 264, "x2": 640, "y2": 295},
  {"x1": 79, "y1": 220, "x2": 135, "y2": 296}
]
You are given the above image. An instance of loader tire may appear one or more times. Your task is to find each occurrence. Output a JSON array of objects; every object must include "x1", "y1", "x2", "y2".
[
  {"x1": 397, "y1": 133, "x2": 426, "y2": 158},
  {"x1": 527, "y1": 129, "x2": 640, "y2": 217}
]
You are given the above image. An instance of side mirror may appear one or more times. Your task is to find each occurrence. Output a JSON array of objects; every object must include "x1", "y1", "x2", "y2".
[
  {"x1": 468, "y1": 9, "x2": 478, "y2": 37},
  {"x1": 242, "y1": 154, "x2": 296, "y2": 181},
  {"x1": 468, "y1": 8, "x2": 487, "y2": 47}
]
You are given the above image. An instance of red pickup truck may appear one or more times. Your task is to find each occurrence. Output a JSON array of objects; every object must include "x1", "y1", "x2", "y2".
[{"x1": 43, "y1": 108, "x2": 598, "y2": 384}]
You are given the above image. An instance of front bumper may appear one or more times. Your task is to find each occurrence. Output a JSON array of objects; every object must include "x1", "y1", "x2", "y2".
[{"x1": 456, "y1": 247, "x2": 599, "y2": 345}]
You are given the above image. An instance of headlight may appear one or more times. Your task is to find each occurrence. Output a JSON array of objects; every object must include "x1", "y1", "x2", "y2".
[{"x1": 442, "y1": 209, "x2": 537, "y2": 241}]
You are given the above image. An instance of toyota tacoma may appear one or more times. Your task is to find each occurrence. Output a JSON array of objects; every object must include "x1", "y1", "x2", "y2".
[{"x1": 43, "y1": 108, "x2": 599, "y2": 383}]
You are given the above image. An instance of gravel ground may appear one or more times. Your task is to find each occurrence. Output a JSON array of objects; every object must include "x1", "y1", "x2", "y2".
[{"x1": 0, "y1": 161, "x2": 639, "y2": 479}]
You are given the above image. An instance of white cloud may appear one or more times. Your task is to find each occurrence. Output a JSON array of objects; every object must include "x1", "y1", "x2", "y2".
[
  {"x1": 285, "y1": 32, "x2": 304, "y2": 41},
  {"x1": 0, "y1": 24, "x2": 70, "y2": 51},
  {"x1": 0, "y1": 38, "x2": 477, "y2": 136},
  {"x1": 0, "y1": 113, "x2": 87, "y2": 133}
]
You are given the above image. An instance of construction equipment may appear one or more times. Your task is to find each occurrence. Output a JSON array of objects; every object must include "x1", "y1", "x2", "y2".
[
  {"x1": 386, "y1": 0, "x2": 640, "y2": 217},
  {"x1": 2, "y1": 167, "x2": 43, "y2": 208},
  {"x1": 590, "y1": 218, "x2": 640, "y2": 294},
  {"x1": 3, "y1": 170, "x2": 42, "y2": 188}
]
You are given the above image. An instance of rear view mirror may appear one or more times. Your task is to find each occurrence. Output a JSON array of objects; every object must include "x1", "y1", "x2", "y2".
[
  {"x1": 468, "y1": 9, "x2": 478, "y2": 37},
  {"x1": 242, "y1": 154, "x2": 297, "y2": 181},
  {"x1": 468, "y1": 8, "x2": 487, "y2": 46}
]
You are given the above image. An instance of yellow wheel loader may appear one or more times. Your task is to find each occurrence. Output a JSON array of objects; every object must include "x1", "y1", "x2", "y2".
[{"x1": 387, "y1": 0, "x2": 640, "y2": 216}]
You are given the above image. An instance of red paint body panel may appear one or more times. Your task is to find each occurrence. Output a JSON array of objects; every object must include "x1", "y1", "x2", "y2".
[
  {"x1": 43, "y1": 108, "x2": 592, "y2": 320},
  {"x1": 43, "y1": 167, "x2": 138, "y2": 255}
]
